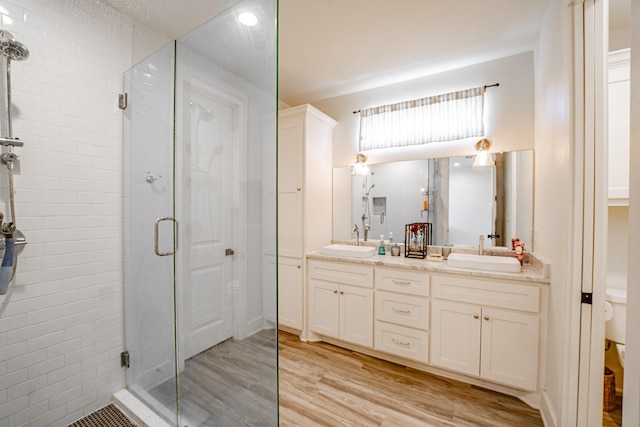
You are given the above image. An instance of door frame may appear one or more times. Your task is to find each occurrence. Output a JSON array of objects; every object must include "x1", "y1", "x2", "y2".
[
  {"x1": 174, "y1": 56, "x2": 249, "y2": 371},
  {"x1": 575, "y1": 0, "x2": 611, "y2": 424}
]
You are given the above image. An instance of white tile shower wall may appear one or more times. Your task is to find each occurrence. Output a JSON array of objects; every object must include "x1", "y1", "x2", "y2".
[{"x1": 0, "y1": 1, "x2": 146, "y2": 426}]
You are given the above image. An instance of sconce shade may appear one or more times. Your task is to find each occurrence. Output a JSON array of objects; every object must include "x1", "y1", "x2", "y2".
[
  {"x1": 472, "y1": 138, "x2": 495, "y2": 170},
  {"x1": 352, "y1": 153, "x2": 372, "y2": 176}
]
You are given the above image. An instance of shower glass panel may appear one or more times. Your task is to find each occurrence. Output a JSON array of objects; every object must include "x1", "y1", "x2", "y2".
[
  {"x1": 123, "y1": 0, "x2": 277, "y2": 425},
  {"x1": 123, "y1": 41, "x2": 178, "y2": 424}
]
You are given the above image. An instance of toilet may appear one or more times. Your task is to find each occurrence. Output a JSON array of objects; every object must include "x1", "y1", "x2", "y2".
[{"x1": 604, "y1": 287, "x2": 627, "y2": 367}]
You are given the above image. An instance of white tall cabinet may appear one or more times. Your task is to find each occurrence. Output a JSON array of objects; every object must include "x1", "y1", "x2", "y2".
[{"x1": 277, "y1": 104, "x2": 336, "y2": 332}]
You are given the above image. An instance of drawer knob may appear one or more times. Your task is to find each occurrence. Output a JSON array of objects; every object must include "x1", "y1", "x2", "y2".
[
  {"x1": 392, "y1": 307, "x2": 411, "y2": 315},
  {"x1": 392, "y1": 339, "x2": 410, "y2": 347}
]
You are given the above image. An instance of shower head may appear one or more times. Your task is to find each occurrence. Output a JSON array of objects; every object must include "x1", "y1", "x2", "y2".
[
  {"x1": 366, "y1": 183, "x2": 375, "y2": 196},
  {"x1": 0, "y1": 30, "x2": 29, "y2": 61},
  {"x1": 189, "y1": 100, "x2": 214, "y2": 121}
]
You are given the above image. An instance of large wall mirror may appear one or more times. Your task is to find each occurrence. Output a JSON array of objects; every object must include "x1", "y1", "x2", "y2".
[{"x1": 333, "y1": 150, "x2": 534, "y2": 250}]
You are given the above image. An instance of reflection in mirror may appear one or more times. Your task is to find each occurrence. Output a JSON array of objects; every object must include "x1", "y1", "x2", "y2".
[{"x1": 334, "y1": 150, "x2": 533, "y2": 250}]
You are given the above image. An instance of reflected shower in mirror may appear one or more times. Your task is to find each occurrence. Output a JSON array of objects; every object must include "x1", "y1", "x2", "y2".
[{"x1": 334, "y1": 150, "x2": 534, "y2": 249}]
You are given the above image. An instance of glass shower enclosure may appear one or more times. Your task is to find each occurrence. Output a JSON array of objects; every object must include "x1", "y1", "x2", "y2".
[{"x1": 122, "y1": 1, "x2": 277, "y2": 425}]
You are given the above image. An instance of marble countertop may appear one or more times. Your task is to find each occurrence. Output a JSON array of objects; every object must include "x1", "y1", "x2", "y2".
[{"x1": 306, "y1": 243, "x2": 550, "y2": 284}]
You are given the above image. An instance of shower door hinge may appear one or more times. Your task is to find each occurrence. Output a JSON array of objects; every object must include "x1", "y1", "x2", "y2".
[
  {"x1": 118, "y1": 93, "x2": 128, "y2": 110},
  {"x1": 581, "y1": 292, "x2": 592, "y2": 305},
  {"x1": 121, "y1": 350, "x2": 130, "y2": 368}
]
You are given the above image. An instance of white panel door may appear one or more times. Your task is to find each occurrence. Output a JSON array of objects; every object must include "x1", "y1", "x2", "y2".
[
  {"x1": 480, "y1": 307, "x2": 539, "y2": 390},
  {"x1": 430, "y1": 299, "x2": 481, "y2": 376},
  {"x1": 179, "y1": 81, "x2": 234, "y2": 359}
]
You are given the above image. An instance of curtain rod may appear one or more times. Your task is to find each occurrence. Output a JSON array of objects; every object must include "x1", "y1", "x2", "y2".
[{"x1": 352, "y1": 82, "x2": 500, "y2": 114}]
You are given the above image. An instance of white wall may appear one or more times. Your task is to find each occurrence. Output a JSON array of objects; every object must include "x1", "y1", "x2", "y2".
[
  {"x1": 533, "y1": 1, "x2": 575, "y2": 426},
  {"x1": 0, "y1": 1, "x2": 164, "y2": 426},
  {"x1": 311, "y1": 52, "x2": 535, "y2": 167}
]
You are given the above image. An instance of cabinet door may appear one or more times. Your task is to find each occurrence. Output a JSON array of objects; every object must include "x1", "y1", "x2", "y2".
[
  {"x1": 608, "y1": 53, "x2": 630, "y2": 202},
  {"x1": 480, "y1": 307, "x2": 539, "y2": 391},
  {"x1": 430, "y1": 299, "x2": 481, "y2": 376},
  {"x1": 277, "y1": 257, "x2": 302, "y2": 330},
  {"x1": 339, "y1": 284, "x2": 373, "y2": 348},
  {"x1": 277, "y1": 191, "x2": 302, "y2": 257},
  {"x1": 308, "y1": 279, "x2": 339, "y2": 339},
  {"x1": 277, "y1": 117, "x2": 303, "y2": 193}
]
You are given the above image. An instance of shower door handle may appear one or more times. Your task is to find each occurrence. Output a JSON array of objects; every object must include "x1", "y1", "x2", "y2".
[{"x1": 154, "y1": 217, "x2": 178, "y2": 256}]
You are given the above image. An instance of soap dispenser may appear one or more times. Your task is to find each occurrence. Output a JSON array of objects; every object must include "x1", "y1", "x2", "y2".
[{"x1": 378, "y1": 235, "x2": 386, "y2": 256}]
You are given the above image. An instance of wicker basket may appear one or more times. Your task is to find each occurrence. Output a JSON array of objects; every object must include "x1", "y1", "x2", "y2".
[{"x1": 603, "y1": 367, "x2": 616, "y2": 412}]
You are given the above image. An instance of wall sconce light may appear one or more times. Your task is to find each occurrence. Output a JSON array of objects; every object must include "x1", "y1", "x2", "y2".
[
  {"x1": 472, "y1": 138, "x2": 495, "y2": 170},
  {"x1": 352, "y1": 152, "x2": 372, "y2": 176}
]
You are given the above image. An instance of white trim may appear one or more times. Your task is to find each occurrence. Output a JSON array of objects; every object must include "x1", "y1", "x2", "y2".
[
  {"x1": 623, "y1": 1, "x2": 640, "y2": 424},
  {"x1": 576, "y1": 0, "x2": 609, "y2": 425},
  {"x1": 112, "y1": 389, "x2": 173, "y2": 427},
  {"x1": 563, "y1": 3, "x2": 586, "y2": 426}
]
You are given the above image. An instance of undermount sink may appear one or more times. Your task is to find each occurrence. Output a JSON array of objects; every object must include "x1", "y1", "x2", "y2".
[
  {"x1": 322, "y1": 244, "x2": 376, "y2": 258},
  {"x1": 447, "y1": 252, "x2": 521, "y2": 273}
]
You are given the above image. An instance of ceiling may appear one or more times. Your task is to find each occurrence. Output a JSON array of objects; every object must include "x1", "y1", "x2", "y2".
[{"x1": 104, "y1": 0, "x2": 631, "y2": 106}]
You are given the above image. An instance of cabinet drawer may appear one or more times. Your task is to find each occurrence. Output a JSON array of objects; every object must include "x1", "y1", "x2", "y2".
[
  {"x1": 375, "y1": 291, "x2": 428, "y2": 330},
  {"x1": 308, "y1": 260, "x2": 373, "y2": 288},
  {"x1": 432, "y1": 274, "x2": 540, "y2": 313},
  {"x1": 375, "y1": 268, "x2": 429, "y2": 296},
  {"x1": 374, "y1": 321, "x2": 428, "y2": 363}
]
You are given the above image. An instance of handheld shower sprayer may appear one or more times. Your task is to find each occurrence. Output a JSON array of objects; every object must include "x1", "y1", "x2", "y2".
[{"x1": 0, "y1": 29, "x2": 29, "y2": 295}]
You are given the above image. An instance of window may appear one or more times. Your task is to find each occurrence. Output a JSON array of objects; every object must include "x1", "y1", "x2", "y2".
[{"x1": 358, "y1": 86, "x2": 485, "y2": 151}]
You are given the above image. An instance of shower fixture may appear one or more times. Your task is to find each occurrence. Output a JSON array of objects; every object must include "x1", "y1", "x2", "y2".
[{"x1": 0, "y1": 29, "x2": 28, "y2": 295}]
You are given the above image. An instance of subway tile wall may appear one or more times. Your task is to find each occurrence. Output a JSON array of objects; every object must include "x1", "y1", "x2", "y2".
[{"x1": 0, "y1": 1, "x2": 150, "y2": 425}]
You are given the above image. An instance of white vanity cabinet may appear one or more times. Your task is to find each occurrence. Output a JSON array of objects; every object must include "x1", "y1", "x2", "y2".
[
  {"x1": 308, "y1": 260, "x2": 374, "y2": 347},
  {"x1": 608, "y1": 49, "x2": 630, "y2": 205},
  {"x1": 374, "y1": 267, "x2": 430, "y2": 362},
  {"x1": 277, "y1": 105, "x2": 336, "y2": 331},
  {"x1": 430, "y1": 274, "x2": 541, "y2": 391}
]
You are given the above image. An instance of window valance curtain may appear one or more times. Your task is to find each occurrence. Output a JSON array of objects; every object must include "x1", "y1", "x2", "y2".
[{"x1": 358, "y1": 86, "x2": 485, "y2": 151}]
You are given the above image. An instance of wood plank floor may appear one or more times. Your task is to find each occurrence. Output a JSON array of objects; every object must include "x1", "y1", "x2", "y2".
[
  {"x1": 278, "y1": 331, "x2": 543, "y2": 427},
  {"x1": 602, "y1": 395, "x2": 623, "y2": 427},
  {"x1": 146, "y1": 329, "x2": 621, "y2": 426}
]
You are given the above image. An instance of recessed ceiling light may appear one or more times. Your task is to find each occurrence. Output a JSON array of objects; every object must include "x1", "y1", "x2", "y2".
[{"x1": 238, "y1": 12, "x2": 257, "y2": 26}]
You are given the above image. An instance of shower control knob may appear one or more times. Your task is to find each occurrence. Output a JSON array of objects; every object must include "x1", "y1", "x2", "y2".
[{"x1": 1, "y1": 152, "x2": 17, "y2": 163}]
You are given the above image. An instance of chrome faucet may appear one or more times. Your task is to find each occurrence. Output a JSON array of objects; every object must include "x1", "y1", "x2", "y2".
[
  {"x1": 479, "y1": 235, "x2": 484, "y2": 256},
  {"x1": 352, "y1": 224, "x2": 360, "y2": 246},
  {"x1": 364, "y1": 223, "x2": 371, "y2": 242}
]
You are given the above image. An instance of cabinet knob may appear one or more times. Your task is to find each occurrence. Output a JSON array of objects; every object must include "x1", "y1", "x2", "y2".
[
  {"x1": 339, "y1": 291, "x2": 344, "y2": 295},
  {"x1": 297, "y1": 265, "x2": 301, "y2": 269},
  {"x1": 473, "y1": 314, "x2": 479, "y2": 319},
  {"x1": 484, "y1": 315, "x2": 490, "y2": 321},
  {"x1": 333, "y1": 290, "x2": 338, "y2": 294},
  {"x1": 296, "y1": 186, "x2": 301, "y2": 191}
]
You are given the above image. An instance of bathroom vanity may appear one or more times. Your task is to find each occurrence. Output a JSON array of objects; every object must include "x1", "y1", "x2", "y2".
[{"x1": 301, "y1": 250, "x2": 549, "y2": 408}]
